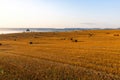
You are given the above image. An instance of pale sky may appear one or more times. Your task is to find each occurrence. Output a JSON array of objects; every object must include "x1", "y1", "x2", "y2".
[{"x1": 0, "y1": 0, "x2": 120, "y2": 28}]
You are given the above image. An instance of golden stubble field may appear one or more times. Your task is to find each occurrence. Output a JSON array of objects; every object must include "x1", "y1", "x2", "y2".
[{"x1": 0, "y1": 30, "x2": 120, "y2": 80}]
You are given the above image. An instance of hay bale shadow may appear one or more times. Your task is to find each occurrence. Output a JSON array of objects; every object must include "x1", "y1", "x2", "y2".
[
  {"x1": 114, "y1": 34, "x2": 119, "y2": 36},
  {"x1": 29, "y1": 42, "x2": 33, "y2": 44},
  {"x1": 0, "y1": 43, "x2": 2, "y2": 46}
]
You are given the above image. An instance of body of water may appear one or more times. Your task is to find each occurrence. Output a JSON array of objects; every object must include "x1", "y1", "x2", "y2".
[
  {"x1": 0, "y1": 28, "x2": 79, "y2": 34},
  {"x1": 0, "y1": 28, "x2": 103, "y2": 34}
]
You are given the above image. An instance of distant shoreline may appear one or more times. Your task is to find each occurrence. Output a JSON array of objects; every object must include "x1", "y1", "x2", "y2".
[{"x1": 0, "y1": 28, "x2": 120, "y2": 34}]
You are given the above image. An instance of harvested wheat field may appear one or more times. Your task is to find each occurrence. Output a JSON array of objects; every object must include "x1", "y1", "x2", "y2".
[{"x1": 0, "y1": 30, "x2": 120, "y2": 80}]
